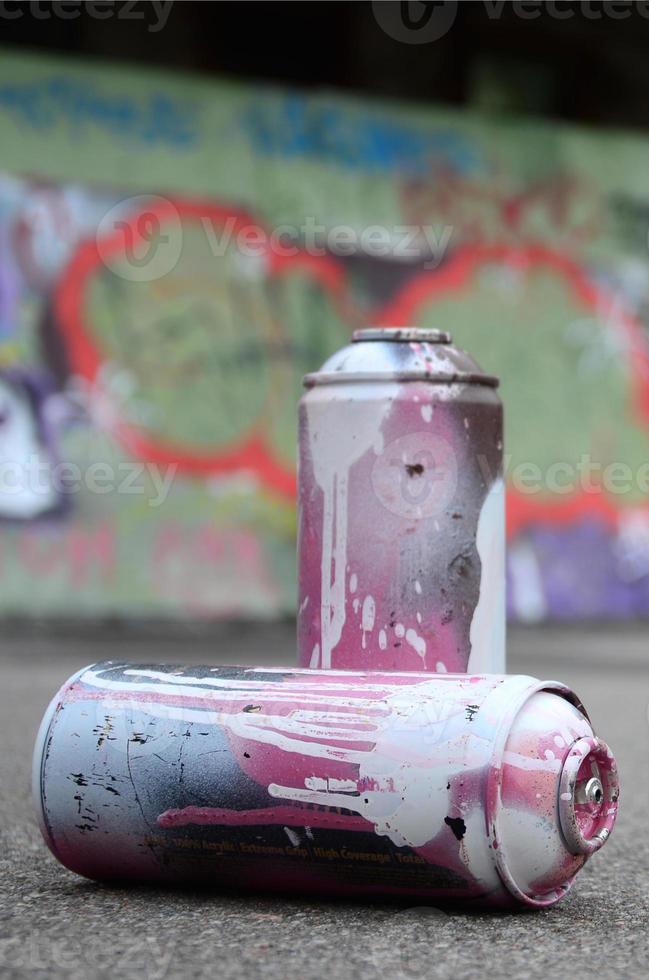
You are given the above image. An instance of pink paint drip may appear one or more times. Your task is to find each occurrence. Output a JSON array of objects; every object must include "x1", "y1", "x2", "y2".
[{"x1": 157, "y1": 805, "x2": 370, "y2": 833}]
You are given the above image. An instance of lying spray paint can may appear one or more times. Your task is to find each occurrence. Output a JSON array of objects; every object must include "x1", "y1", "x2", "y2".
[
  {"x1": 34, "y1": 662, "x2": 618, "y2": 909},
  {"x1": 297, "y1": 328, "x2": 503, "y2": 673}
]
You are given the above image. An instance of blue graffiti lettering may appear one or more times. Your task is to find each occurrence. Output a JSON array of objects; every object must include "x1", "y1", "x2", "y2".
[
  {"x1": 241, "y1": 94, "x2": 482, "y2": 176},
  {"x1": 0, "y1": 76, "x2": 200, "y2": 148}
]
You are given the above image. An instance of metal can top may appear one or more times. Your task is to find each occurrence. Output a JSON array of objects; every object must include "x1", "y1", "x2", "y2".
[{"x1": 303, "y1": 326, "x2": 499, "y2": 388}]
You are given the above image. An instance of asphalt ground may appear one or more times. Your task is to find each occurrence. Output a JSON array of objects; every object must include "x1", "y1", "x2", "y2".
[{"x1": 1, "y1": 624, "x2": 647, "y2": 980}]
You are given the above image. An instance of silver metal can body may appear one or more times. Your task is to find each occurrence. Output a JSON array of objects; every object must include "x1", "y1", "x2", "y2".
[
  {"x1": 33, "y1": 662, "x2": 618, "y2": 908},
  {"x1": 298, "y1": 328, "x2": 504, "y2": 672}
]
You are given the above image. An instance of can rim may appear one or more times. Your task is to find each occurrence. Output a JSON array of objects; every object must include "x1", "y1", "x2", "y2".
[
  {"x1": 487, "y1": 679, "x2": 588, "y2": 909},
  {"x1": 557, "y1": 735, "x2": 619, "y2": 856},
  {"x1": 352, "y1": 328, "x2": 452, "y2": 344},
  {"x1": 303, "y1": 370, "x2": 500, "y2": 388}
]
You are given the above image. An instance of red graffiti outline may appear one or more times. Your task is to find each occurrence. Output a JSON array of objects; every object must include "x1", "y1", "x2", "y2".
[
  {"x1": 376, "y1": 243, "x2": 649, "y2": 538},
  {"x1": 55, "y1": 198, "x2": 348, "y2": 500}
]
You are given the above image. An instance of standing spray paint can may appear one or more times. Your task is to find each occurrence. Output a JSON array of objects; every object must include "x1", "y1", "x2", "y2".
[
  {"x1": 34, "y1": 662, "x2": 618, "y2": 909},
  {"x1": 297, "y1": 328, "x2": 504, "y2": 673}
]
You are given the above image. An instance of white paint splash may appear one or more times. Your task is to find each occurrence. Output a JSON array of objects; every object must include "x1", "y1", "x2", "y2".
[
  {"x1": 378, "y1": 629, "x2": 387, "y2": 650},
  {"x1": 261, "y1": 682, "x2": 502, "y2": 853},
  {"x1": 468, "y1": 478, "x2": 506, "y2": 673},
  {"x1": 309, "y1": 644, "x2": 320, "y2": 668},
  {"x1": 349, "y1": 573, "x2": 358, "y2": 594},
  {"x1": 420, "y1": 404, "x2": 433, "y2": 423}
]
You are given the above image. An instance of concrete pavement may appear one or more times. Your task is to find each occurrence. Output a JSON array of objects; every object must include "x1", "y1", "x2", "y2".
[{"x1": 1, "y1": 625, "x2": 647, "y2": 979}]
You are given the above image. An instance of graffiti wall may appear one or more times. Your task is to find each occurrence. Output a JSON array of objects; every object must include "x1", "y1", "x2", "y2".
[{"x1": 1, "y1": 49, "x2": 649, "y2": 619}]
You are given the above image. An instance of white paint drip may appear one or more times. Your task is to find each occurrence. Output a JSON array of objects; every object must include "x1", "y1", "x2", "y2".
[
  {"x1": 284, "y1": 827, "x2": 300, "y2": 847},
  {"x1": 309, "y1": 644, "x2": 320, "y2": 668},
  {"x1": 305, "y1": 776, "x2": 358, "y2": 792},
  {"x1": 349, "y1": 573, "x2": 358, "y2": 594},
  {"x1": 468, "y1": 478, "x2": 506, "y2": 673},
  {"x1": 321, "y1": 470, "x2": 348, "y2": 669},
  {"x1": 378, "y1": 629, "x2": 387, "y2": 650},
  {"x1": 405, "y1": 628, "x2": 427, "y2": 661},
  {"x1": 420, "y1": 404, "x2": 433, "y2": 423},
  {"x1": 306, "y1": 387, "x2": 390, "y2": 668},
  {"x1": 305, "y1": 777, "x2": 327, "y2": 791},
  {"x1": 95, "y1": 669, "x2": 429, "y2": 707},
  {"x1": 329, "y1": 778, "x2": 358, "y2": 792},
  {"x1": 414, "y1": 580, "x2": 422, "y2": 595},
  {"x1": 361, "y1": 595, "x2": 376, "y2": 649}
]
